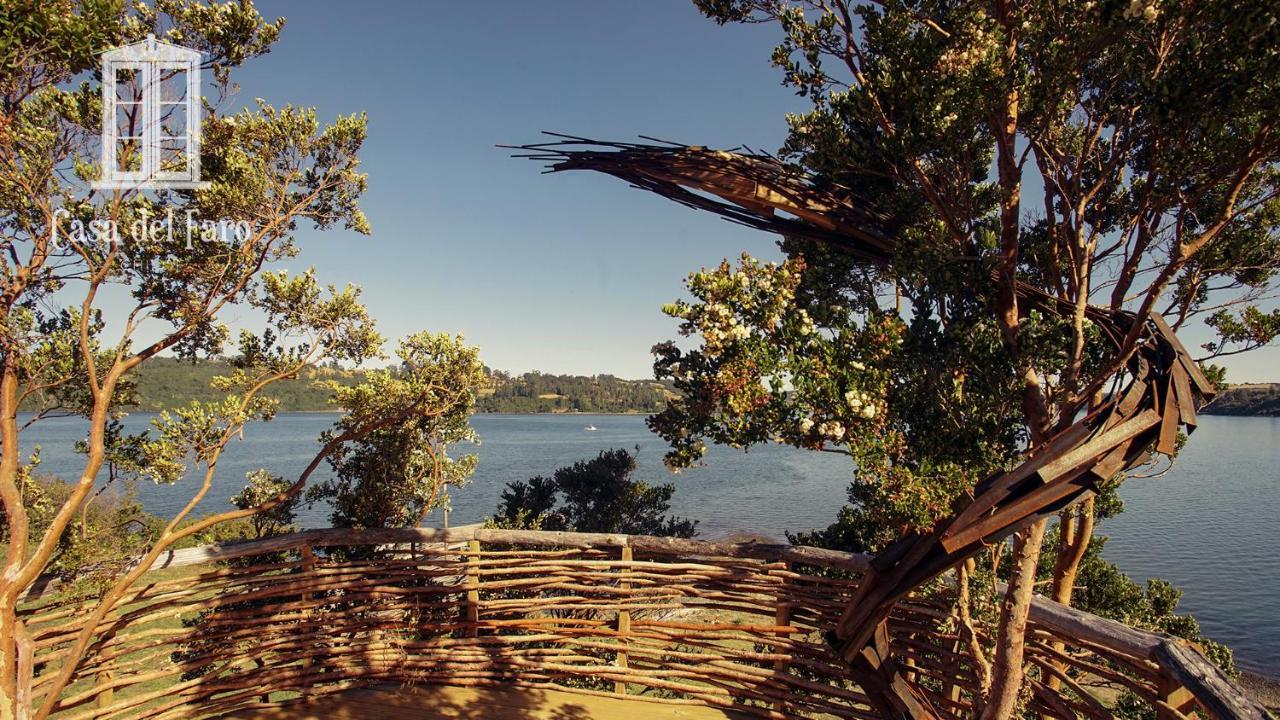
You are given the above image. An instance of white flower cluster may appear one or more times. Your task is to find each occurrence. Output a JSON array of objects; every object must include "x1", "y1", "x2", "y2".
[
  {"x1": 666, "y1": 360, "x2": 696, "y2": 382},
  {"x1": 937, "y1": 22, "x2": 997, "y2": 76},
  {"x1": 818, "y1": 420, "x2": 845, "y2": 440},
  {"x1": 675, "y1": 254, "x2": 805, "y2": 362},
  {"x1": 1123, "y1": 0, "x2": 1160, "y2": 22},
  {"x1": 844, "y1": 389, "x2": 878, "y2": 419},
  {"x1": 697, "y1": 300, "x2": 753, "y2": 356},
  {"x1": 795, "y1": 382, "x2": 880, "y2": 443},
  {"x1": 797, "y1": 416, "x2": 849, "y2": 441},
  {"x1": 797, "y1": 309, "x2": 816, "y2": 336}
]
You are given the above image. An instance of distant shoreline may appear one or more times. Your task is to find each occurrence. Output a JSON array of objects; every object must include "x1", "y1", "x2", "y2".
[
  {"x1": 106, "y1": 358, "x2": 676, "y2": 416},
  {"x1": 1200, "y1": 382, "x2": 1280, "y2": 417}
]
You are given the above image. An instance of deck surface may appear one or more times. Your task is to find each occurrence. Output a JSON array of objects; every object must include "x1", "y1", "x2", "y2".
[{"x1": 227, "y1": 684, "x2": 755, "y2": 719}]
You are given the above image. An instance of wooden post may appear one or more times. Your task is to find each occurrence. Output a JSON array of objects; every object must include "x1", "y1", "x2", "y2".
[
  {"x1": 947, "y1": 635, "x2": 964, "y2": 704},
  {"x1": 464, "y1": 539, "x2": 481, "y2": 637},
  {"x1": 300, "y1": 545, "x2": 316, "y2": 672},
  {"x1": 772, "y1": 564, "x2": 792, "y2": 714},
  {"x1": 94, "y1": 670, "x2": 114, "y2": 711},
  {"x1": 614, "y1": 544, "x2": 632, "y2": 695},
  {"x1": 1156, "y1": 676, "x2": 1196, "y2": 720},
  {"x1": 844, "y1": 620, "x2": 939, "y2": 720},
  {"x1": 254, "y1": 658, "x2": 270, "y2": 703}
]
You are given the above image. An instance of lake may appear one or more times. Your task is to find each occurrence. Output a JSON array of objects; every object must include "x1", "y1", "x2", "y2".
[{"x1": 12, "y1": 412, "x2": 1279, "y2": 678}]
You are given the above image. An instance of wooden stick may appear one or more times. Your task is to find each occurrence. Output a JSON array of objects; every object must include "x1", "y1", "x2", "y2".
[{"x1": 614, "y1": 545, "x2": 632, "y2": 695}]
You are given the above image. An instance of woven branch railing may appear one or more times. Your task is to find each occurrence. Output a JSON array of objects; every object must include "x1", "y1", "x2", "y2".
[
  {"x1": 504, "y1": 135, "x2": 1243, "y2": 717},
  {"x1": 17, "y1": 527, "x2": 1263, "y2": 720}
]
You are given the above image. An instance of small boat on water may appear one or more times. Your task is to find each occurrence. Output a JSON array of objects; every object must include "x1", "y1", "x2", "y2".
[{"x1": 584, "y1": 425, "x2": 597, "y2": 431}]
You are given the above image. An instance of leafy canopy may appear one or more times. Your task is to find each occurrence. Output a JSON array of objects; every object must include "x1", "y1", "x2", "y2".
[
  {"x1": 309, "y1": 332, "x2": 488, "y2": 530},
  {"x1": 494, "y1": 448, "x2": 698, "y2": 538},
  {"x1": 651, "y1": 0, "x2": 1280, "y2": 544}
]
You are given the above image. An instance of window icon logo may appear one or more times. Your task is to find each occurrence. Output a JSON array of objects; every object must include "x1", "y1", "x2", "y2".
[{"x1": 93, "y1": 34, "x2": 209, "y2": 190}]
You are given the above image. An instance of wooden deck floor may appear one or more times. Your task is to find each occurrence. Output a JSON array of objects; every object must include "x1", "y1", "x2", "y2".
[{"x1": 227, "y1": 684, "x2": 756, "y2": 719}]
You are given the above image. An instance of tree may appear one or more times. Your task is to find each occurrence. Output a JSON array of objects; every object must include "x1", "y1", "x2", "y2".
[
  {"x1": 308, "y1": 332, "x2": 487, "y2": 529},
  {"x1": 0, "y1": 4, "x2": 471, "y2": 718},
  {"x1": 229, "y1": 469, "x2": 300, "y2": 541},
  {"x1": 643, "y1": 0, "x2": 1279, "y2": 715},
  {"x1": 493, "y1": 448, "x2": 698, "y2": 538}
]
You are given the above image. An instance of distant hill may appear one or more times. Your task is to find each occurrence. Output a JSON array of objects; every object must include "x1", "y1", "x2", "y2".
[
  {"x1": 1201, "y1": 383, "x2": 1280, "y2": 417},
  {"x1": 477, "y1": 371, "x2": 676, "y2": 414},
  {"x1": 115, "y1": 358, "x2": 675, "y2": 414},
  {"x1": 123, "y1": 357, "x2": 362, "y2": 411}
]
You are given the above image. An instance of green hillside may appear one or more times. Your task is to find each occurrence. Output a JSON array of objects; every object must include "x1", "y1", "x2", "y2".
[
  {"x1": 127, "y1": 358, "x2": 361, "y2": 411},
  {"x1": 477, "y1": 370, "x2": 675, "y2": 414},
  {"x1": 1201, "y1": 383, "x2": 1280, "y2": 417},
  {"x1": 115, "y1": 358, "x2": 674, "y2": 414}
]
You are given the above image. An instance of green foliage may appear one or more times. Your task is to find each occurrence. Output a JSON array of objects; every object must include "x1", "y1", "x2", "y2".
[
  {"x1": 3, "y1": 0, "x2": 380, "y2": 531},
  {"x1": 1202, "y1": 307, "x2": 1280, "y2": 360},
  {"x1": 0, "y1": 1, "x2": 122, "y2": 94},
  {"x1": 651, "y1": 252, "x2": 1023, "y2": 541},
  {"x1": 308, "y1": 332, "x2": 488, "y2": 529},
  {"x1": 0, "y1": 471, "x2": 274, "y2": 598},
  {"x1": 228, "y1": 469, "x2": 298, "y2": 540},
  {"x1": 119, "y1": 269, "x2": 384, "y2": 491},
  {"x1": 0, "y1": 21, "x2": 509, "y2": 704},
  {"x1": 22, "y1": 476, "x2": 163, "y2": 597},
  {"x1": 492, "y1": 447, "x2": 697, "y2": 538},
  {"x1": 660, "y1": 0, "x2": 1280, "y2": 545},
  {"x1": 660, "y1": 0, "x2": 1280, "y2": 550}
]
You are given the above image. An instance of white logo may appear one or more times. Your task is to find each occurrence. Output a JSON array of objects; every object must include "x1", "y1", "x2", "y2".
[{"x1": 93, "y1": 34, "x2": 209, "y2": 190}]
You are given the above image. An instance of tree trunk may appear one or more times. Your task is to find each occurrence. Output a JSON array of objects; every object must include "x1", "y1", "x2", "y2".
[
  {"x1": 957, "y1": 558, "x2": 992, "y2": 702},
  {"x1": 1, "y1": 360, "x2": 25, "y2": 720},
  {"x1": 1043, "y1": 498, "x2": 1095, "y2": 701},
  {"x1": 1051, "y1": 498, "x2": 1094, "y2": 605},
  {"x1": 0, "y1": 596, "x2": 18, "y2": 720},
  {"x1": 981, "y1": 518, "x2": 1049, "y2": 720}
]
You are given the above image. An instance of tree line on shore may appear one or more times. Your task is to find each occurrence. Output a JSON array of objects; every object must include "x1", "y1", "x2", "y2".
[
  {"x1": 66, "y1": 357, "x2": 676, "y2": 414},
  {"x1": 1201, "y1": 383, "x2": 1280, "y2": 416},
  {"x1": 47, "y1": 355, "x2": 1280, "y2": 417}
]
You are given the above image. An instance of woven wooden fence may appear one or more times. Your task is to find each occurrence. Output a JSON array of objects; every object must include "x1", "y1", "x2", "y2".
[{"x1": 17, "y1": 527, "x2": 1258, "y2": 719}]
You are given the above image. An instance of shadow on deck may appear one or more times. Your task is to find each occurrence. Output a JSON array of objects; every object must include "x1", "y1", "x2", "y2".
[{"x1": 226, "y1": 684, "x2": 754, "y2": 720}]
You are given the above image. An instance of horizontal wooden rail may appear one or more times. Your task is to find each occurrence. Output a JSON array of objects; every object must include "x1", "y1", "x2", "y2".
[
  {"x1": 1021, "y1": 589, "x2": 1269, "y2": 719},
  {"x1": 147, "y1": 526, "x2": 875, "y2": 573}
]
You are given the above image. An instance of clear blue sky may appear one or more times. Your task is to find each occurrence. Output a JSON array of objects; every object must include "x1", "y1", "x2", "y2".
[
  {"x1": 218, "y1": 1, "x2": 1275, "y2": 382},
  {"x1": 220, "y1": 1, "x2": 802, "y2": 379}
]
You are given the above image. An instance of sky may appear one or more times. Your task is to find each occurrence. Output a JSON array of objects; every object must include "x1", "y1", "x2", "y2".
[
  {"x1": 210, "y1": 1, "x2": 808, "y2": 379},
  {"x1": 111, "y1": 1, "x2": 1277, "y2": 382}
]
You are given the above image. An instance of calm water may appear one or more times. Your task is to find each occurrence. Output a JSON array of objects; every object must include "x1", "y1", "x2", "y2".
[{"x1": 11, "y1": 412, "x2": 1279, "y2": 677}]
